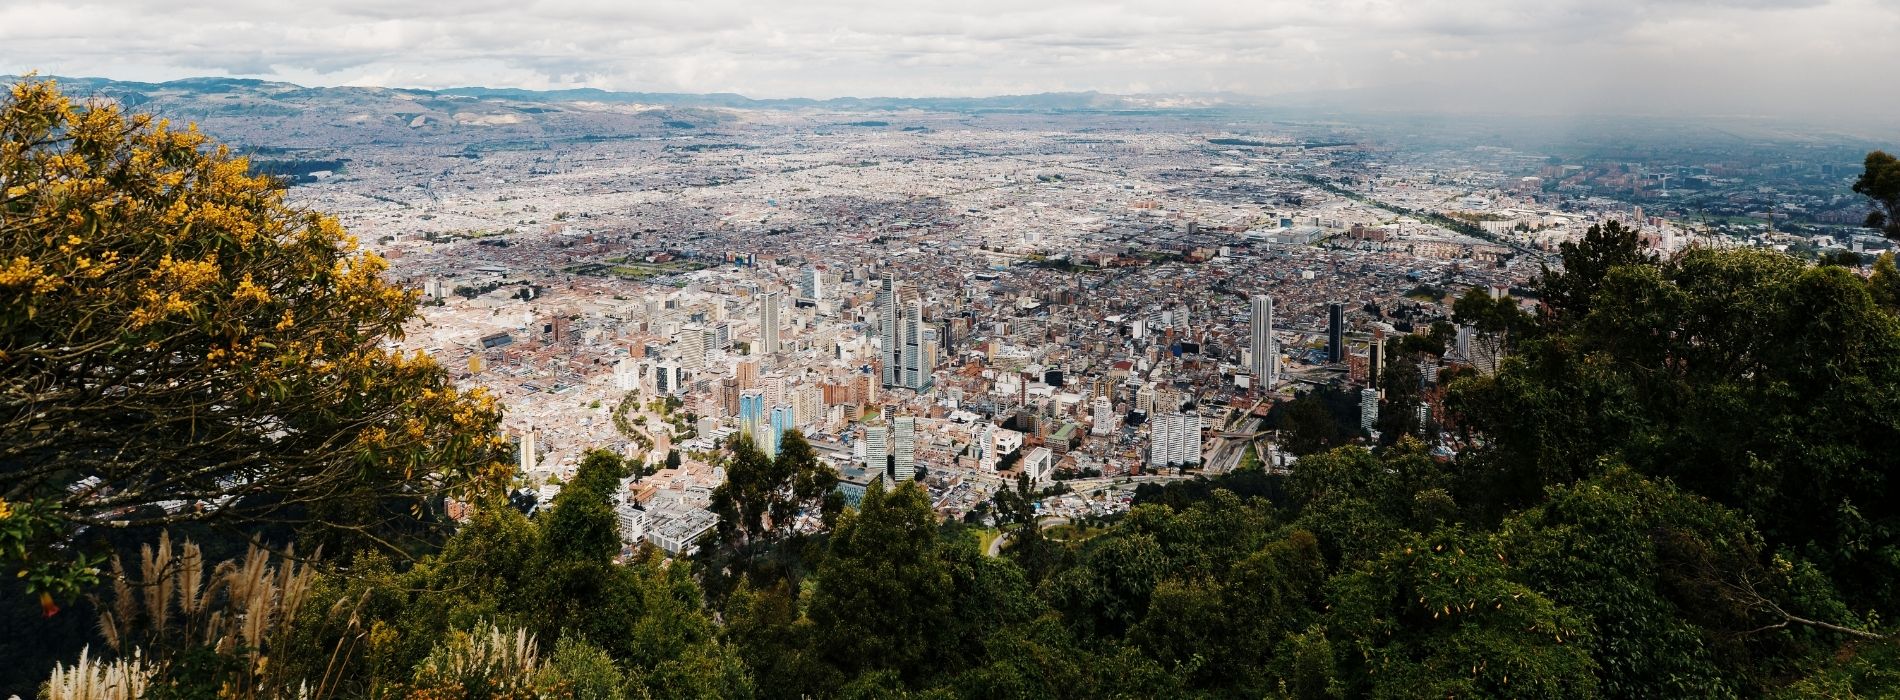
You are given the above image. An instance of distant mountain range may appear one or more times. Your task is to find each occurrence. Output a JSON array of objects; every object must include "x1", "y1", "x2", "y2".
[
  {"x1": 9, "y1": 75, "x2": 1886, "y2": 151},
  {"x1": 13, "y1": 75, "x2": 1242, "y2": 113},
  {"x1": 0, "y1": 75, "x2": 1273, "y2": 150}
]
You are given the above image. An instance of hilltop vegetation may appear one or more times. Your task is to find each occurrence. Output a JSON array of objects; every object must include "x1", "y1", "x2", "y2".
[{"x1": 6, "y1": 80, "x2": 1900, "y2": 698}]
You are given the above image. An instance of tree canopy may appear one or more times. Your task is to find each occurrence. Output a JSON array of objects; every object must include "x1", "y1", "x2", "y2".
[{"x1": 0, "y1": 78, "x2": 508, "y2": 613}]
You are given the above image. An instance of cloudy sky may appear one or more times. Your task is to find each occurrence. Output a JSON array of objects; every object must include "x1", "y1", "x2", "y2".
[{"x1": 2, "y1": 0, "x2": 1895, "y2": 121}]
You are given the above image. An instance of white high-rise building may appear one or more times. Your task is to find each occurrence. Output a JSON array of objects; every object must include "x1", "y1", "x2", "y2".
[
  {"x1": 892, "y1": 416, "x2": 917, "y2": 482},
  {"x1": 973, "y1": 423, "x2": 997, "y2": 472},
  {"x1": 1250, "y1": 295, "x2": 1277, "y2": 389},
  {"x1": 518, "y1": 422, "x2": 538, "y2": 473},
  {"x1": 863, "y1": 423, "x2": 890, "y2": 478},
  {"x1": 760, "y1": 292, "x2": 782, "y2": 355},
  {"x1": 1361, "y1": 388, "x2": 1379, "y2": 432},
  {"x1": 1091, "y1": 396, "x2": 1116, "y2": 436},
  {"x1": 800, "y1": 266, "x2": 824, "y2": 301},
  {"x1": 613, "y1": 359, "x2": 638, "y2": 391},
  {"x1": 677, "y1": 324, "x2": 708, "y2": 371},
  {"x1": 1149, "y1": 412, "x2": 1202, "y2": 468}
]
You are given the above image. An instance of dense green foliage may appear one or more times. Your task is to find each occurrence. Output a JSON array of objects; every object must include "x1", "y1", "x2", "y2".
[
  {"x1": 1856, "y1": 150, "x2": 1900, "y2": 238},
  {"x1": 1, "y1": 78, "x2": 510, "y2": 612}
]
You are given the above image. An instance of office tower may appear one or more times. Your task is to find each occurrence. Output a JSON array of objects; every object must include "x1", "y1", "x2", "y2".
[
  {"x1": 800, "y1": 266, "x2": 824, "y2": 301},
  {"x1": 714, "y1": 321, "x2": 732, "y2": 350},
  {"x1": 1148, "y1": 412, "x2": 1202, "y2": 468},
  {"x1": 1361, "y1": 388, "x2": 1379, "y2": 432},
  {"x1": 878, "y1": 272, "x2": 899, "y2": 387},
  {"x1": 863, "y1": 423, "x2": 890, "y2": 478},
  {"x1": 654, "y1": 362, "x2": 683, "y2": 395},
  {"x1": 678, "y1": 324, "x2": 707, "y2": 371},
  {"x1": 760, "y1": 292, "x2": 782, "y2": 355},
  {"x1": 739, "y1": 391, "x2": 766, "y2": 447},
  {"x1": 1250, "y1": 295, "x2": 1277, "y2": 388},
  {"x1": 892, "y1": 416, "x2": 917, "y2": 482},
  {"x1": 879, "y1": 273, "x2": 932, "y2": 391},
  {"x1": 1091, "y1": 396, "x2": 1116, "y2": 436},
  {"x1": 1327, "y1": 302, "x2": 1344, "y2": 363},
  {"x1": 518, "y1": 422, "x2": 538, "y2": 473},
  {"x1": 919, "y1": 324, "x2": 939, "y2": 384},
  {"x1": 766, "y1": 406, "x2": 795, "y2": 458},
  {"x1": 1369, "y1": 330, "x2": 1385, "y2": 394},
  {"x1": 974, "y1": 423, "x2": 997, "y2": 472},
  {"x1": 901, "y1": 299, "x2": 932, "y2": 390}
]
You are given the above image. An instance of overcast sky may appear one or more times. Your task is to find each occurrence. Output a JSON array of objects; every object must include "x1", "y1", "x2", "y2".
[{"x1": 2, "y1": 0, "x2": 1895, "y2": 121}]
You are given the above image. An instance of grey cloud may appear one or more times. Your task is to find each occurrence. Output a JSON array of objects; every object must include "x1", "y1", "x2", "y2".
[{"x1": 0, "y1": 0, "x2": 1892, "y2": 123}]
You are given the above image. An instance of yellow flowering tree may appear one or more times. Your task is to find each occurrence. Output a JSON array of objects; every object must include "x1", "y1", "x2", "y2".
[{"x1": 0, "y1": 78, "x2": 511, "y2": 607}]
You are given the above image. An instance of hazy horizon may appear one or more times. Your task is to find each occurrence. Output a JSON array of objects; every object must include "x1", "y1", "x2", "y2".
[{"x1": 4, "y1": 0, "x2": 1896, "y2": 128}]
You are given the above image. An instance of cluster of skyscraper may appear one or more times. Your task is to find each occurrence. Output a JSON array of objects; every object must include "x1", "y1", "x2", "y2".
[
  {"x1": 878, "y1": 272, "x2": 936, "y2": 392},
  {"x1": 862, "y1": 416, "x2": 917, "y2": 483}
]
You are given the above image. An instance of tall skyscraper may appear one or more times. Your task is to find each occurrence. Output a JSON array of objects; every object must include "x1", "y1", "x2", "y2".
[
  {"x1": 863, "y1": 423, "x2": 890, "y2": 478},
  {"x1": 518, "y1": 422, "x2": 538, "y2": 473},
  {"x1": 1327, "y1": 302, "x2": 1344, "y2": 364},
  {"x1": 800, "y1": 266, "x2": 824, "y2": 301},
  {"x1": 1250, "y1": 295, "x2": 1277, "y2": 389},
  {"x1": 892, "y1": 416, "x2": 917, "y2": 482},
  {"x1": 904, "y1": 301, "x2": 933, "y2": 389},
  {"x1": 739, "y1": 391, "x2": 766, "y2": 447},
  {"x1": 678, "y1": 323, "x2": 708, "y2": 371},
  {"x1": 760, "y1": 292, "x2": 782, "y2": 355},
  {"x1": 879, "y1": 273, "x2": 933, "y2": 391},
  {"x1": 1091, "y1": 396, "x2": 1116, "y2": 436},
  {"x1": 1369, "y1": 330, "x2": 1385, "y2": 395},
  {"x1": 766, "y1": 405, "x2": 795, "y2": 458},
  {"x1": 879, "y1": 272, "x2": 899, "y2": 387},
  {"x1": 1361, "y1": 388, "x2": 1379, "y2": 432}
]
